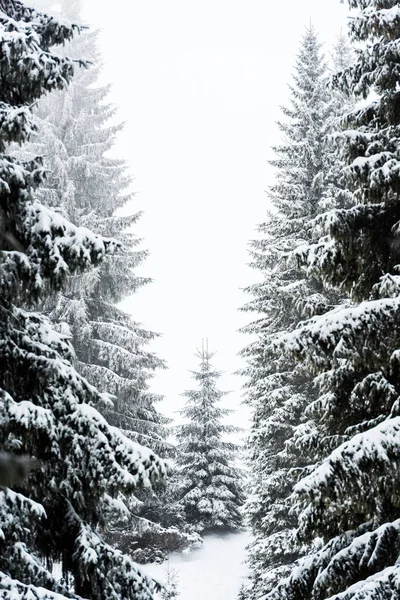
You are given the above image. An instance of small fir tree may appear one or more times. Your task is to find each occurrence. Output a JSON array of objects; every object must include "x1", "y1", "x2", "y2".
[
  {"x1": 175, "y1": 343, "x2": 244, "y2": 533},
  {"x1": 161, "y1": 565, "x2": 180, "y2": 600}
]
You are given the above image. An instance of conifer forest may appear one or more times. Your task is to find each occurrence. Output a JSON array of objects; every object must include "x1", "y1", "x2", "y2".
[{"x1": 2, "y1": 0, "x2": 400, "y2": 599}]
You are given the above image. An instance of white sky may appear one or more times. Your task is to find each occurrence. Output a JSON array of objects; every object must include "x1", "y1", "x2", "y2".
[{"x1": 80, "y1": 0, "x2": 350, "y2": 430}]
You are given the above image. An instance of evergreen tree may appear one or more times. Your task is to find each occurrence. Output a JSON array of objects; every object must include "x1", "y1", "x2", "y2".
[
  {"x1": 175, "y1": 343, "x2": 244, "y2": 533},
  {"x1": 240, "y1": 26, "x2": 354, "y2": 599},
  {"x1": 263, "y1": 3, "x2": 400, "y2": 600},
  {"x1": 0, "y1": 3, "x2": 165, "y2": 600},
  {"x1": 321, "y1": 32, "x2": 355, "y2": 213},
  {"x1": 161, "y1": 565, "x2": 180, "y2": 600},
  {"x1": 24, "y1": 0, "x2": 169, "y2": 455},
  {"x1": 21, "y1": 0, "x2": 195, "y2": 564}
]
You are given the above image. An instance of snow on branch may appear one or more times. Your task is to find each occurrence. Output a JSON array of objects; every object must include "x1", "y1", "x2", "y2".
[
  {"x1": 0, "y1": 572, "x2": 71, "y2": 600},
  {"x1": 295, "y1": 417, "x2": 400, "y2": 538},
  {"x1": 276, "y1": 298, "x2": 400, "y2": 370}
]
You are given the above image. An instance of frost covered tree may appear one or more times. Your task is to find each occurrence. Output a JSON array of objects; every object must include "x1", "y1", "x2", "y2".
[
  {"x1": 161, "y1": 565, "x2": 180, "y2": 600},
  {"x1": 22, "y1": 0, "x2": 191, "y2": 564},
  {"x1": 25, "y1": 0, "x2": 168, "y2": 455},
  {"x1": 240, "y1": 26, "x2": 354, "y2": 599},
  {"x1": 321, "y1": 32, "x2": 355, "y2": 213},
  {"x1": 262, "y1": 3, "x2": 400, "y2": 600},
  {"x1": 0, "y1": 3, "x2": 165, "y2": 600},
  {"x1": 175, "y1": 344, "x2": 244, "y2": 533}
]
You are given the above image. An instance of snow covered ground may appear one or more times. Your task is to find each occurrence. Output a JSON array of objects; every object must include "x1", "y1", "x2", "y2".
[{"x1": 142, "y1": 530, "x2": 251, "y2": 600}]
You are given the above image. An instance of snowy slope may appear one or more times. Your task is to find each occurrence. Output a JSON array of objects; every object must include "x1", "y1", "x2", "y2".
[{"x1": 142, "y1": 531, "x2": 251, "y2": 600}]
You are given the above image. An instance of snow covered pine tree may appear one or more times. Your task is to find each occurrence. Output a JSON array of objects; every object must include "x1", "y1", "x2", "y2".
[
  {"x1": 22, "y1": 0, "x2": 169, "y2": 457},
  {"x1": 0, "y1": 3, "x2": 165, "y2": 600},
  {"x1": 175, "y1": 343, "x2": 244, "y2": 533},
  {"x1": 160, "y1": 565, "x2": 180, "y2": 600},
  {"x1": 261, "y1": 2, "x2": 400, "y2": 600},
  {"x1": 240, "y1": 25, "x2": 354, "y2": 599},
  {"x1": 22, "y1": 0, "x2": 197, "y2": 564}
]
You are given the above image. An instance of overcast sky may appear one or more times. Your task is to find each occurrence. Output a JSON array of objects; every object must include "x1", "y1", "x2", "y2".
[{"x1": 79, "y1": 0, "x2": 350, "y2": 429}]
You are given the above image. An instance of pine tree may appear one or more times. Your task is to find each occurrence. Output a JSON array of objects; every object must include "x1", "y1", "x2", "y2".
[
  {"x1": 161, "y1": 565, "x2": 180, "y2": 600},
  {"x1": 21, "y1": 0, "x2": 194, "y2": 564},
  {"x1": 0, "y1": 3, "x2": 165, "y2": 600},
  {"x1": 105, "y1": 469, "x2": 202, "y2": 564},
  {"x1": 24, "y1": 0, "x2": 169, "y2": 456},
  {"x1": 175, "y1": 343, "x2": 244, "y2": 533},
  {"x1": 320, "y1": 32, "x2": 355, "y2": 213},
  {"x1": 262, "y1": 3, "x2": 400, "y2": 600},
  {"x1": 240, "y1": 26, "x2": 354, "y2": 599}
]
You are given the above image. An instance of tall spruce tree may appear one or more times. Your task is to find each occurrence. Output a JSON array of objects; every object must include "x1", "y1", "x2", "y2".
[
  {"x1": 0, "y1": 3, "x2": 165, "y2": 600},
  {"x1": 21, "y1": 0, "x2": 195, "y2": 564},
  {"x1": 240, "y1": 26, "x2": 354, "y2": 599},
  {"x1": 262, "y1": 2, "x2": 400, "y2": 600},
  {"x1": 24, "y1": 0, "x2": 169, "y2": 455},
  {"x1": 175, "y1": 343, "x2": 244, "y2": 533}
]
